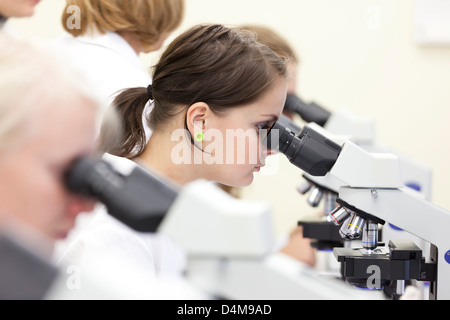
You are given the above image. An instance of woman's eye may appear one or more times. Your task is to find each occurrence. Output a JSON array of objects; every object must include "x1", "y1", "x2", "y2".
[
  {"x1": 256, "y1": 122, "x2": 273, "y2": 130},
  {"x1": 48, "y1": 160, "x2": 72, "y2": 180}
]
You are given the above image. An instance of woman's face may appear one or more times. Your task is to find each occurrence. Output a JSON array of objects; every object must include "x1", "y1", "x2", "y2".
[
  {"x1": 0, "y1": 98, "x2": 97, "y2": 243},
  {"x1": 202, "y1": 76, "x2": 287, "y2": 187},
  {"x1": 0, "y1": 0, "x2": 40, "y2": 18}
]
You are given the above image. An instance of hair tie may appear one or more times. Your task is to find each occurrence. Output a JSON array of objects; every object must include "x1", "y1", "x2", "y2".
[{"x1": 147, "y1": 84, "x2": 153, "y2": 100}]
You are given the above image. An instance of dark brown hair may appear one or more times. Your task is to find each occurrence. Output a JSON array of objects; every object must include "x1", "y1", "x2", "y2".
[{"x1": 102, "y1": 24, "x2": 288, "y2": 159}]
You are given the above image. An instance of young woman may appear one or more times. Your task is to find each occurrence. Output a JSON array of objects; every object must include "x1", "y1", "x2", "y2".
[
  {"x1": 104, "y1": 23, "x2": 288, "y2": 187},
  {"x1": 56, "y1": 24, "x2": 288, "y2": 297}
]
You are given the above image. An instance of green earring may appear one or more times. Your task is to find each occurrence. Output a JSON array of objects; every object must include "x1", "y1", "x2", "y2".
[{"x1": 194, "y1": 132, "x2": 204, "y2": 142}]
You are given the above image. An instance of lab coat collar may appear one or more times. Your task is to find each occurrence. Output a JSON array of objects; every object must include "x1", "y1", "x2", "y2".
[
  {"x1": 69, "y1": 30, "x2": 142, "y2": 69},
  {"x1": 0, "y1": 18, "x2": 18, "y2": 36}
]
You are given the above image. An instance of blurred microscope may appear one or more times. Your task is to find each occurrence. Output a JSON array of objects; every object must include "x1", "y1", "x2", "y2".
[
  {"x1": 282, "y1": 95, "x2": 433, "y2": 294},
  {"x1": 265, "y1": 115, "x2": 448, "y2": 299}
]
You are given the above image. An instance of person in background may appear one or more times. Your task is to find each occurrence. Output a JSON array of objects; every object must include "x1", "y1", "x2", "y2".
[
  {"x1": 0, "y1": 0, "x2": 41, "y2": 30},
  {"x1": 240, "y1": 24, "x2": 300, "y2": 120},
  {"x1": 239, "y1": 24, "x2": 315, "y2": 267},
  {"x1": 55, "y1": 0, "x2": 184, "y2": 141},
  {"x1": 53, "y1": 1, "x2": 186, "y2": 294}
]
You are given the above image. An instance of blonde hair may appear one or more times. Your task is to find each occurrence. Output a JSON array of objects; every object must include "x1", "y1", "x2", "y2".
[
  {"x1": 62, "y1": 0, "x2": 184, "y2": 47},
  {"x1": 0, "y1": 34, "x2": 104, "y2": 150},
  {"x1": 240, "y1": 24, "x2": 299, "y2": 64}
]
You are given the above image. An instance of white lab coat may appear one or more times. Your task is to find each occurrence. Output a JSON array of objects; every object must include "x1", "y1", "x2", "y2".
[
  {"x1": 54, "y1": 154, "x2": 187, "y2": 297},
  {"x1": 0, "y1": 18, "x2": 18, "y2": 36},
  {"x1": 53, "y1": 30, "x2": 153, "y2": 140}
]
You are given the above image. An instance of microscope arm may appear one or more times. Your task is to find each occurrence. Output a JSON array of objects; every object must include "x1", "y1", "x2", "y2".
[
  {"x1": 267, "y1": 116, "x2": 403, "y2": 188},
  {"x1": 294, "y1": 121, "x2": 404, "y2": 189}
]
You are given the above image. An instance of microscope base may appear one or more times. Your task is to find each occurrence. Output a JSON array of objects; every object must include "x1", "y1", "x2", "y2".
[
  {"x1": 185, "y1": 253, "x2": 386, "y2": 300},
  {"x1": 333, "y1": 240, "x2": 436, "y2": 299}
]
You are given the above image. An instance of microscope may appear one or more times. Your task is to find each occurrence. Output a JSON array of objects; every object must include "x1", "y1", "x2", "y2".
[
  {"x1": 283, "y1": 97, "x2": 433, "y2": 280},
  {"x1": 265, "y1": 118, "x2": 448, "y2": 299},
  {"x1": 283, "y1": 94, "x2": 432, "y2": 203}
]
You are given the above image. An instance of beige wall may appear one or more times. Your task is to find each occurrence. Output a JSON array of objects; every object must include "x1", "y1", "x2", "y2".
[{"x1": 9, "y1": 0, "x2": 450, "y2": 236}]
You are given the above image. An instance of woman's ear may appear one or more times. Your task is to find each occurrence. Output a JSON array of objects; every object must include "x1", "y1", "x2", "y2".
[{"x1": 186, "y1": 102, "x2": 210, "y2": 138}]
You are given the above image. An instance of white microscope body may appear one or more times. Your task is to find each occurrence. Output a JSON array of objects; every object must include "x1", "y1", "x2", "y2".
[
  {"x1": 300, "y1": 112, "x2": 433, "y2": 281},
  {"x1": 158, "y1": 179, "x2": 384, "y2": 300},
  {"x1": 308, "y1": 136, "x2": 449, "y2": 299}
]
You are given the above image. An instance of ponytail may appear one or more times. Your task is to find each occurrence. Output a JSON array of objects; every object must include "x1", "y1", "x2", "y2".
[{"x1": 99, "y1": 87, "x2": 149, "y2": 159}]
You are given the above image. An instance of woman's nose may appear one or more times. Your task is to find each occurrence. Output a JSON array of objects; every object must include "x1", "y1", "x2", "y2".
[
  {"x1": 260, "y1": 140, "x2": 278, "y2": 157},
  {"x1": 265, "y1": 146, "x2": 278, "y2": 156}
]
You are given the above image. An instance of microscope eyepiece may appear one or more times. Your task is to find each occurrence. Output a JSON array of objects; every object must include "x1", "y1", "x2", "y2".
[
  {"x1": 65, "y1": 156, "x2": 178, "y2": 232},
  {"x1": 283, "y1": 94, "x2": 331, "y2": 127},
  {"x1": 264, "y1": 115, "x2": 342, "y2": 176}
]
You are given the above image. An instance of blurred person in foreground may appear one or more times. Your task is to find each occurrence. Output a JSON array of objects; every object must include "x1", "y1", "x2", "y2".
[
  {"x1": 0, "y1": 0, "x2": 42, "y2": 32},
  {"x1": 0, "y1": 33, "x2": 205, "y2": 300},
  {"x1": 0, "y1": 32, "x2": 101, "y2": 256}
]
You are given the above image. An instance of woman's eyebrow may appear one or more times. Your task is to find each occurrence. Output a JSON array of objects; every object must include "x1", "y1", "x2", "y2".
[{"x1": 259, "y1": 114, "x2": 279, "y2": 121}]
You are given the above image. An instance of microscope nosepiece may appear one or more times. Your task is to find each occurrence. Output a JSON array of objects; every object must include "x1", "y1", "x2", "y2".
[
  {"x1": 327, "y1": 206, "x2": 352, "y2": 226},
  {"x1": 340, "y1": 213, "x2": 365, "y2": 239},
  {"x1": 296, "y1": 181, "x2": 312, "y2": 195},
  {"x1": 362, "y1": 221, "x2": 378, "y2": 250},
  {"x1": 323, "y1": 192, "x2": 338, "y2": 215},
  {"x1": 307, "y1": 187, "x2": 323, "y2": 207}
]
